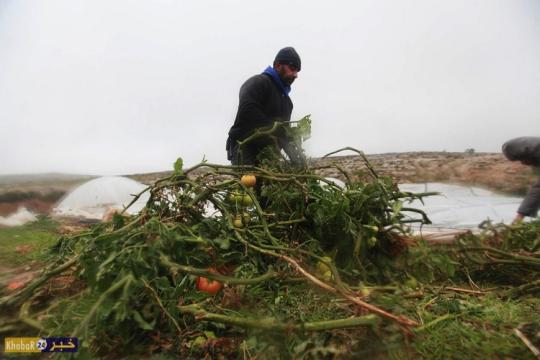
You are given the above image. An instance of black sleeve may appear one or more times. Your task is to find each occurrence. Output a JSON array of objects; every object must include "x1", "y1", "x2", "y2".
[
  {"x1": 236, "y1": 76, "x2": 274, "y2": 132},
  {"x1": 518, "y1": 176, "x2": 540, "y2": 217}
]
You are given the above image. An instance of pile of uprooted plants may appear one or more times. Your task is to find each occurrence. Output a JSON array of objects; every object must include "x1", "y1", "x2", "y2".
[{"x1": 1, "y1": 120, "x2": 539, "y2": 358}]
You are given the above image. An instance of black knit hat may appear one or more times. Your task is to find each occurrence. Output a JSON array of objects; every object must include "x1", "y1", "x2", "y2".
[
  {"x1": 502, "y1": 137, "x2": 540, "y2": 165},
  {"x1": 274, "y1": 47, "x2": 301, "y2": 71}
]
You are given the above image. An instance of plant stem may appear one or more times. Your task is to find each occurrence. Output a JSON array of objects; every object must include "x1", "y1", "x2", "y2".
[
  {"x1": 230, "y1": 228, "x2": 420, "y2": 328},
  {"x1": 142, "y1": 279, "x2": 183, "y2": 335},
  {"x1": 177, "y1": 303, "x2": 378, "y2": 331},
  {"x1": 414, "y1": 314, "x2": 458, "y2": 333},
  {"x1": 159, "y1": 254, "x2": 278, "y2": 285}
]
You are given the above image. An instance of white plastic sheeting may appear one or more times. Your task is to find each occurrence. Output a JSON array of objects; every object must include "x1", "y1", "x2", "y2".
[
  {"x1": 0, "y1": 207, "x2": 38, "y2": 227},
  {"x1": 398, "y1": 183, "x2": 523, "y2": 230},
  {"x1": 320, "y1": 177, "x2": 346, "y2": 189},
  {"x1": 52, "y1": 176, "x2": 150, "y2": 220},
  {"x1": 49, "y1": 178, "x2": 525, "y2": 228}
]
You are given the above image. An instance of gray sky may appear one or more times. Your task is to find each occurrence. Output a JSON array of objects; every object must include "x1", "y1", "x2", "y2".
[{"x1": 1, "y1": 0, "x2": 539, "y2": 176}]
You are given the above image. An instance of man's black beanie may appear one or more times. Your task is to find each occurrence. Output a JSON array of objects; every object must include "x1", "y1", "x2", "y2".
[{"x1": 274, "y1": 47, "x2": 301, "y2": 71}]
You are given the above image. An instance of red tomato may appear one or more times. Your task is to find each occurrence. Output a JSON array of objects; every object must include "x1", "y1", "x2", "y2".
[
  {"x1": 196, "y1": 270, "x2": 223, "y2": 295},
  {"x1": 7, "y1": 281, "x2": 25, "y2": 291}
]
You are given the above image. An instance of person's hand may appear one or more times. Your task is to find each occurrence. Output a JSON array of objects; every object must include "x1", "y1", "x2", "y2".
[{"x1": 512, "y1": 213, "x2": 524, "y2": 225}]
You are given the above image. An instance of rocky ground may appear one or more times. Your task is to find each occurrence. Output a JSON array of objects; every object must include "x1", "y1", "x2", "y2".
[
  {"x1": 130, "y1": 151, "x2": 536, "y2": 195},
  {"x1": 0, "y1": 151, "x2": 536, "y2": 217},
  {"x1": 314, "y1": 151, "x2": 536, "y2": 195}
]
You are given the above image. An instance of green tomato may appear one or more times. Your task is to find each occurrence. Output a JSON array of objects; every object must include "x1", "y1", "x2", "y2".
[
  {"x1": 405, "y1": 277, "x2": 418, "y2": 289},
  {"x1": 360, "y1": 286, "x2": 371, "y2": 297},
  {"x1": 241, "y1": 194, "x2": 253, "y2": 207},
  {"x1": 228, "y1": 192, "x2": 242, "y2": 204},
  {"x1": 317, "y1": 256, "x2": 332, "y2": 273},
  {"x1": 321, "y1": 270, "x2": 332, "y2": 281},
  {"x1": 233, "y1": 215, "x2": 244, "y2": 228}
]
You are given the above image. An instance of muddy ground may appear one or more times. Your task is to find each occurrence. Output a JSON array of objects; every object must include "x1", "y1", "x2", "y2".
[
  {"x1": 0, "y1": 151, "x2": 536, "y2": 217},
  {"x1": 314, "y1": 152, "x2": 536, "y2": 195}
]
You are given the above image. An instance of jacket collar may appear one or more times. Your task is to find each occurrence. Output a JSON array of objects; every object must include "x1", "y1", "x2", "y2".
[{"x1": 263, "y1": 66, "x2": 291, "y2": 96}]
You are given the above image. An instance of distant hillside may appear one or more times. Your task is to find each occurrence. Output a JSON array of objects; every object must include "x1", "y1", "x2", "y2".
[
  {"x1": 0, "y1": 173, "x2": 95, "y2": 195},
  {"x1": 0, "y1": 173, "x2": 94, "y2": 185},
  {"x1": 128, "y1": 151, "x2": 536, "y2": 195},
  {"x1": 0, "y1": 151, "x2": 535, "y2": 198},
  {"x1": 0, "y1": 173, "x2": 97, "y2": 216}
]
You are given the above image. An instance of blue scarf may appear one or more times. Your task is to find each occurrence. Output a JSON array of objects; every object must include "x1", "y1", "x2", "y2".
[{"x1": 263, "y1": 66, "x2": 291, "y2": 96}]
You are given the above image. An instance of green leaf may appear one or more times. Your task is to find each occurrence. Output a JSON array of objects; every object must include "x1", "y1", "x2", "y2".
[
  {"x1": 297, "y1": 114, "x2": 312, "y2": 140},
  {"x1": 218, "y1": 237, "x2": 230, "y2": 250},
  {"x1": 191, "y1": 336, "x2": 207, "y2": 347},
  {"x1": 203, "y1": 330, "x2": 216, "y2": 339},
  {"x1": 173, "y1": 157, "x2": 184, "y2": 175},
  {"x1": 392, "y1": 201, "x2": 403, "y2": 215},
  {"x1": 112, "y1": 213, "x2": 125, "y2": 229},
  {"x1": 132, "y1": 310, "x2": 154, "y2": 330}
]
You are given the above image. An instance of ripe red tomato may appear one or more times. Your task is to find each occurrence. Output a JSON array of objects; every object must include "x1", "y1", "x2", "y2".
[{"x1": 196, "y1": 270, "x2": 223, "y2": 295}]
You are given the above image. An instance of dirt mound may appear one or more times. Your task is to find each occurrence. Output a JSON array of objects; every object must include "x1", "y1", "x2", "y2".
[
  {"x1": 0, "y1": 198, "x2": 54, "y2": 217},
  {"x1": 313, "y1": 152, "x2": 535, "y2": 195}
]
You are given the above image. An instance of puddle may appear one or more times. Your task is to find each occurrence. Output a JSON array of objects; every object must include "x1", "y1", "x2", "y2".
[
  {"x1": 0, "y1": 207, "x2": 38, "y2": 227},
  {"x1": 399, "y1": 183, "x2": 523, "y2": 230}
]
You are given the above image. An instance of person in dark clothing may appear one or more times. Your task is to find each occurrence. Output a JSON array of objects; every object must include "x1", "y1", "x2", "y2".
[
  {"x1": 226, "y1": 47, "x2": 305, "y2": 166},
  {"x1": 502, "y1": 136, "x2": 540, "y2": 224}
]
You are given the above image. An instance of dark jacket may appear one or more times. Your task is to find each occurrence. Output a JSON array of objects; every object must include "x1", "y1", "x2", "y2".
[
  {"x1": 502, "y1": 136, "x2": 540, "y2": 217},
  {"x1": 226, "y1": 73, "x2": 296, "y2": 162}
]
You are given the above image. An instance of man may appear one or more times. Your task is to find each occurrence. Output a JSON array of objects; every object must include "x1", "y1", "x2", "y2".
[
  {"x1": 502, "y1": 136, "x2": 540, "y2": 223},
  {"x1": 226, "y1": 47, "x2": 305, "y2": 166}
]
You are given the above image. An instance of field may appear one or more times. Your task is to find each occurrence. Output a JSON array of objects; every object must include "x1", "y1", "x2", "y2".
[{"x1": 0, "y1": 152, "x2": 539, "y2": 359}]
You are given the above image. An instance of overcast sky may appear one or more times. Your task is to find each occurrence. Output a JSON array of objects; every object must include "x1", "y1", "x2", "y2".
[{"x1": 1, "y1": 0, "x2": 539, "y2": 176}]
